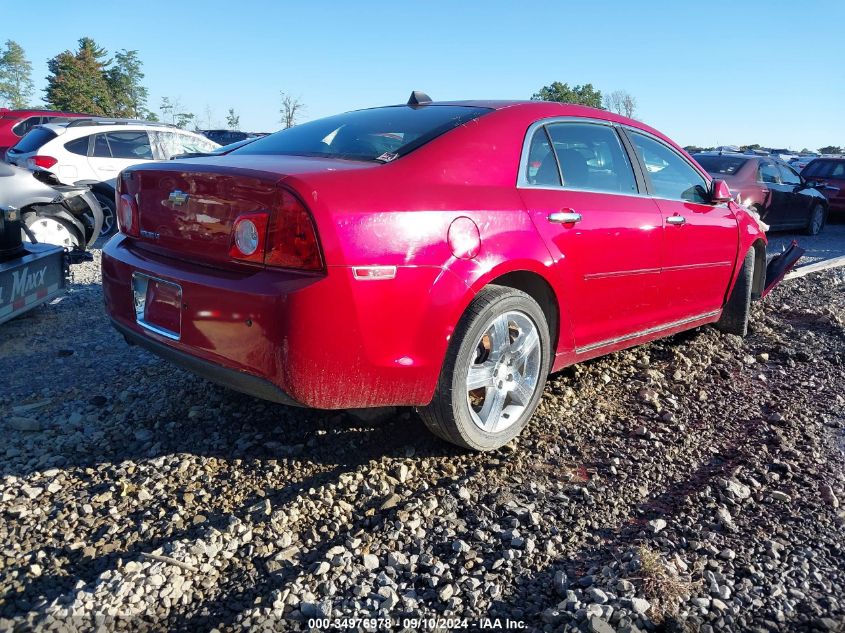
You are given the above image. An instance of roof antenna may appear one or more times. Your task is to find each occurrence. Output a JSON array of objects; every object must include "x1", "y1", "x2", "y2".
[{"x1": 407, "y1": 91, "x2": 432, "y2": 106}]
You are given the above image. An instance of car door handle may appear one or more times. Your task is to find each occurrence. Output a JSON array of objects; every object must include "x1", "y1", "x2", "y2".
[
  {"x1": 666, "y1": 215, "x2": 686, "y2": 225},
  {"x1": 548, "y1": 211, "x2": 582, "y2": 224}
]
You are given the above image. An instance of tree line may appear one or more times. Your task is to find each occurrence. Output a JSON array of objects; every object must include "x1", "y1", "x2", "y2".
[{"x1": 0, "y1": 38, "x2": 304, "y2": 131}]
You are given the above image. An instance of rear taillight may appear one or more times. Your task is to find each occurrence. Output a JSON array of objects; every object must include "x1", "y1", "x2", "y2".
[
  {"x1": 27, "y1": 155, "x2": 57, "y2": 169},
  {"x1": 117, "y1": 193, "x2": 140, "y2": 237},
  {"x1": 230, "y1": 190, "x2": 322, "y2": 271}
]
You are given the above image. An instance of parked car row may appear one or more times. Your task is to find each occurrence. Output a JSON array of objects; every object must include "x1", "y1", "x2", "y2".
[
  {"x1": 692, "y1": 152, "x2": 835, "y2": 234},
  {"x1": 3, "y1": 115, "x2": 219, "y2": 236}
]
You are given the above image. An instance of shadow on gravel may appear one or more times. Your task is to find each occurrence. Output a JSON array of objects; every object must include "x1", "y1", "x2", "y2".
[
  {"x1": 7, "y1": 392, "x2": 469, "y2": 621},
  {"x1": 483, "y1": 414, "x2": 768, "y2": 628}
]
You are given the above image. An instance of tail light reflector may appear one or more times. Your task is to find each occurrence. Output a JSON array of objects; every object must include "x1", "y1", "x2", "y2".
[
  {"x1": 117, "y1": 193, "x2": 140, "y2": 237},
  {"x1": 229, "y1": 212, "x2": 269, "y2": 264},
  {"x1": 27, "y1": 155, "x2": 58, "y2": 169}
]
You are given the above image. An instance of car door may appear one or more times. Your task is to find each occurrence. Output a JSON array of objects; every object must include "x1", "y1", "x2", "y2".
[
  {"x1": 624, "y1": 130, "x2": 738, "y2": 324},
  {"x1": 758, "y1": 160, "x2": 791, "y2": 229},
  {"x1": 777, "y1": 162, "x2": 812, "y2": 226},
  {"x1": 87, "y1": 130, "x2": 154, "y2": 185},
  {"x1": 517, "y1": 119, "x2": 664, "y2": 352}
]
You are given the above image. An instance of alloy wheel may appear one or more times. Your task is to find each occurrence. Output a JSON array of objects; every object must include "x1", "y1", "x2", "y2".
[{"x1": 464, "y1": 310, "x2": 542, "y2": 433}]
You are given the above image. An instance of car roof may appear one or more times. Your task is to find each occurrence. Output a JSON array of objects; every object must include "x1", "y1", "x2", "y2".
[
  {"x1": 36, "y1": 122, "x2": 201, "y2": 135},
  {"x1": 0, "y1": 108, "x2": 90, "y2": 117}
]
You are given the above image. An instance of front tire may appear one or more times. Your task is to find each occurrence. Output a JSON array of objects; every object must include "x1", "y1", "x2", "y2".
[
  {"x1": 419, "y1": 286, "x2": 551, "y2": 451},
  {"x1": 22, "y1": 212, "x2": 83, "y2": 248},
  {"x1": 716, "y1": 249, "x2": 754, "y2": 336},
  {"x1": 804, "y1": 203, "x2": 825, "y2": 236}
]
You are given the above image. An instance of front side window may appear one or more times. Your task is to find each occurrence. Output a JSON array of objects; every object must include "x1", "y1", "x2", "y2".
[
  {"x1": 759, "y1": 162, "x2": 781, "y2": 184},
  {"x1": 545, "y1": 123, "x2": 637, "y2": 194},
  {"x1": 629, "y1": 132, "x2": 709, "y2": 203},
  {"x1": 778, "y1": 164, "x2": 801, "y2": 185}
]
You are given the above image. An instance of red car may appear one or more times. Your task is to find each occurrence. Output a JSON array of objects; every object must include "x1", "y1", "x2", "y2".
[
  {"x1": 693, "y1": 153, "x2": 829, "y2": 234},
  {"x1": 0, "y1": 108, "x2": 90, "y2": 160},
  {"x1": 801, "y1": 157, "x2": 845, "y2": 214},
  {"x1": 103, "y1": 96, "x2": 768, "y2": 451}
]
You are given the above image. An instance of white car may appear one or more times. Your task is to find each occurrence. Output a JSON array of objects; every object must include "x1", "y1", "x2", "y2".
[{"x1": 6, "y1": 119, "x2": 219, "y2": 235}]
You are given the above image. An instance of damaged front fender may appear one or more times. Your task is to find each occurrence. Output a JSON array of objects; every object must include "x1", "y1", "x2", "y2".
[{"x1": 763, "y1": 240, "x2": 805, "y2": 298}]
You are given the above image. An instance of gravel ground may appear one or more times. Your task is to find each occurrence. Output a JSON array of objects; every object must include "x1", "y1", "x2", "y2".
[{"x1": 1, "y1": 249, "x2": 844, "y2": 632}]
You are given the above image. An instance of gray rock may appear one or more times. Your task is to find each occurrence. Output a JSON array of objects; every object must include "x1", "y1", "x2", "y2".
[
  {"x1": 362, "y1": 554, "x2": 379, "y2": 570},
  {"x1": 9, "y1": 416, "x2": 43, "y2": 432},
  {"x1": 648, "y1": 518, "x2": 667, "y2": 533}
]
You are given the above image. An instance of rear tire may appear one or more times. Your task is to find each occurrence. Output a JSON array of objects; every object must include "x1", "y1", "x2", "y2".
[
  {"x1": 418, "y1": 285, "x2": 551, "y2": 451},
  {"x1": 716, "y1": 249, "x2": 754, "y2": 336},
  {"x1": 804, "y1": 203, "x2": 825, "y2": 236}
]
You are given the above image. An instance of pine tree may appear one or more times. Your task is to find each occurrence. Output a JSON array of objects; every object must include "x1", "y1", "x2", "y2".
[
  {"x1": 45, "y1": 38, "x2": 115, "y2": 115},
  {"x1": 0, "y1": 40, "x2": 34, "y2": 109}
]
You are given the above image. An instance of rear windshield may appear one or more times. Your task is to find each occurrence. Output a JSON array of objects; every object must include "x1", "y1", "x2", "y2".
[
  {"x1": 11, "y1": 127, "x2": 57, "y2": 153},
  {"x1": 232, "y1": 105, "x2": 492, "y2": 162},
  {"x1": 693, "y1": 154, "x2": 748, "y2": 176},
  {"x1": 803, "y1": 159, "x2": 845, "y2": 179}
]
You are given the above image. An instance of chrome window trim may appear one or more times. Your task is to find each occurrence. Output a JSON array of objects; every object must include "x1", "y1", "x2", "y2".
[
  {"x1": 516, "y1": 117, "x2": 728, "y2": 208},
  {"x1": 517, "y1": 116, "x2": 622, "y2": 190}
]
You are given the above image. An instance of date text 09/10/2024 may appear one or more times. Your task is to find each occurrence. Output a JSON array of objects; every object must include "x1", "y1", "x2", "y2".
[{"x1": 307, "y1": 617, "x2": 526, "y2": 629}]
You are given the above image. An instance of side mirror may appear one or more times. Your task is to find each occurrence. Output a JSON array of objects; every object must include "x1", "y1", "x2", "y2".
[{"x1": 711, "y1": 179, "x2": 732, "y2": 203}]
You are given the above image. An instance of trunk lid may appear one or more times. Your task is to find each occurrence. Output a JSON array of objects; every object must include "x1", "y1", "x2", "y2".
[{"x1": 125, "y1": 155, "x2": 372, "y2": 268}]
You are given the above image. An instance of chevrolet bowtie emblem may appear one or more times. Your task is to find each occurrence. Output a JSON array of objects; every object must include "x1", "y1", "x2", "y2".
[{"x1": 168, "y1": 190, "x2": 189, "y2": 206}]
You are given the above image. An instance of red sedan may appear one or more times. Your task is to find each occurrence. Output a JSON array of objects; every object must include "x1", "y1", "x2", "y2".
[{"x1": 103, "y1": 95, "x2": 768, "y2": 451}]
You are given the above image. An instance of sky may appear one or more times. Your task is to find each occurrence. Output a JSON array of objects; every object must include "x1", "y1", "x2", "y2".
[{"x1": 3, "y1": 0, "x2": 844, "y2": 150}]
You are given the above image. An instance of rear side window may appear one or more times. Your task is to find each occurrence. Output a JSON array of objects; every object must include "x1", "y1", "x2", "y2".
[
  {"x1": 234, "y1": 105, "x2": 492, "y2": 162},
  {"x1": 545, "y1": 123, "x2": 637, "y2": 194},
  {"x1": 92, "y1": 132, "x2": 153, "y2": 159},
  {"x1": 629, "y1": 132, "x2": 709, "y2": 203},
  {"x1": 525, "y1": 127, "x2": 560, "y2": 186},
  {"x1": 64, "y1": 136, "x2": 90, "y2": 156},
  {"x1": 93, "y1": 134, "x2": 111, "y2": 157},
  {"x1": 11, "y1": 127, "x2": 57, "y2": 153},
  {"x1": 105, "y1": 131, "x2": 153, "y2": 159},
  {"x1": 759, "y1": 162, "x2": 781, "y2": 184}
]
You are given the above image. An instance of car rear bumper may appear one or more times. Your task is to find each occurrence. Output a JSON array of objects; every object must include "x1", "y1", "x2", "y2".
[
  {"x1": 112, "y1": 318, "x2": 303, "y2": 406},
  {"x1": 102, "y1": 235, "x2": 462, "y2": 409}
]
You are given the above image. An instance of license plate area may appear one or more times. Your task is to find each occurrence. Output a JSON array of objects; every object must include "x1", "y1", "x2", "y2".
[{"x1": 132, "y1": 273, "x2": 182, "y2": 340}]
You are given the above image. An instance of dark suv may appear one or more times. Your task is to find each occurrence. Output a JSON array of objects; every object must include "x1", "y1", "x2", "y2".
[{"x1": 802, "y1": 158, "x2": 845, "y2": 215}]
